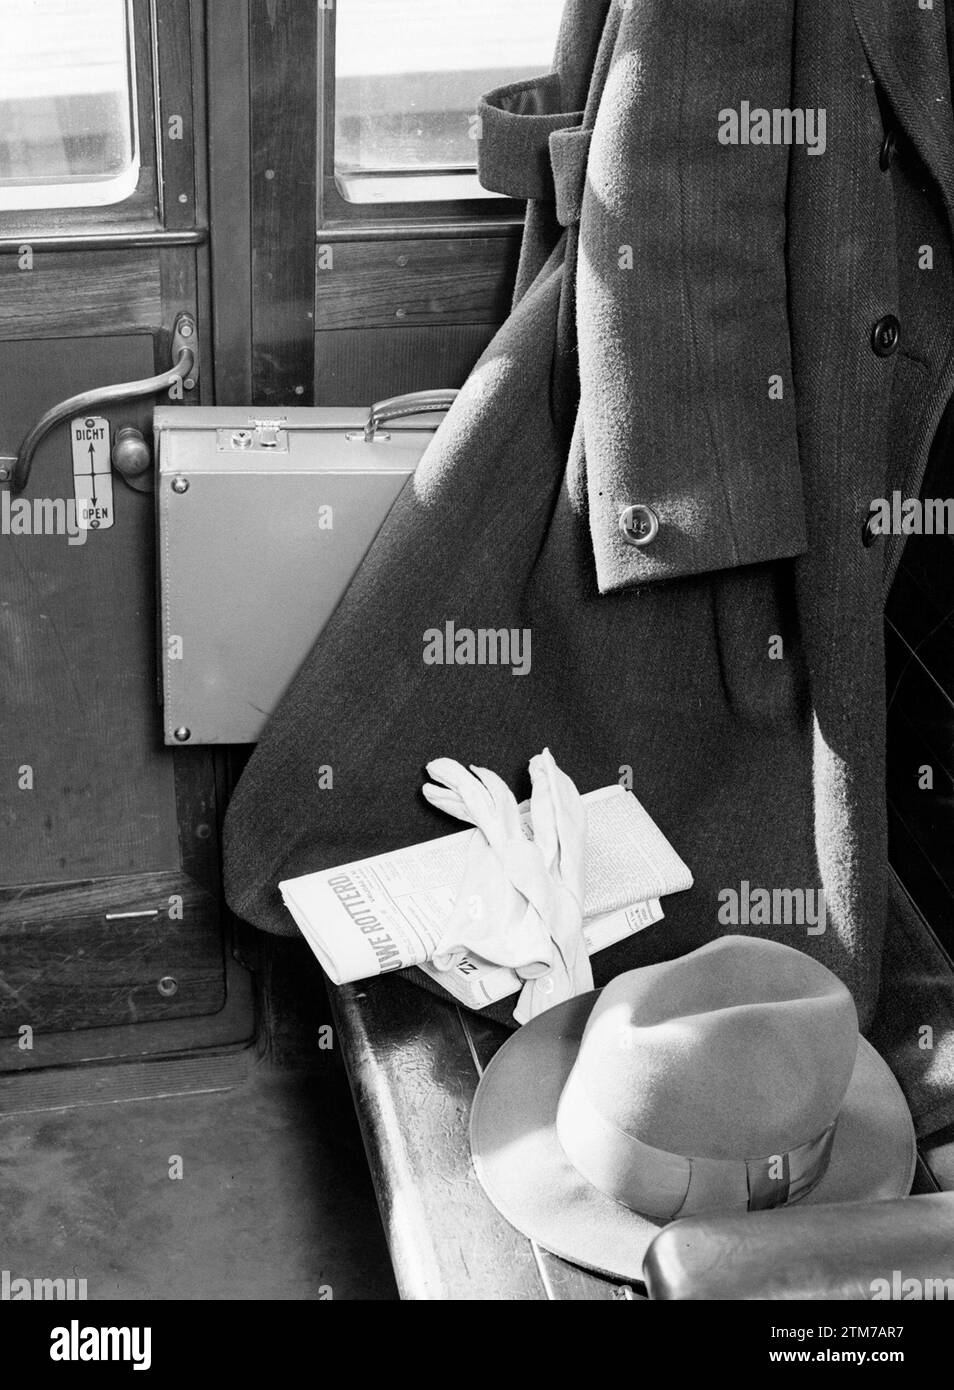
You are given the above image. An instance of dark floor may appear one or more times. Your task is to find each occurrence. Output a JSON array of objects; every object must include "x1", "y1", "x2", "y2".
[{"x1": 0, "y1": 941, "x2": 398, "y2": 1301}]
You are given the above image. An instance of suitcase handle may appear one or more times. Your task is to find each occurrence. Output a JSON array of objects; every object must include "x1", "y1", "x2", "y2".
[{"x1": 364, "y1": 389, "x2": 459, "y2": 442}]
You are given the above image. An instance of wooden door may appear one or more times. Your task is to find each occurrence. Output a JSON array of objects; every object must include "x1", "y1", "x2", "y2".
[{"x1": 0, "y1": 0, "x2": 253, "y2": 1069}]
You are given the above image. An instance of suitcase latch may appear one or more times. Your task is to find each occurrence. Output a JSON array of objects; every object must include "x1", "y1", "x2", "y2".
[{"x1": 219, "y1": 419, "x2": 288, "y2": 452}]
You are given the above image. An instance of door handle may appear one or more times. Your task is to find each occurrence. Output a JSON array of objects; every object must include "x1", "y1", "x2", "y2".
[
  {"x1": 362, "y1": 389, "x2": 459, "y2": 443},
  {"x1": 3, "y1": 313, "x2": 198, "y2": 494}
]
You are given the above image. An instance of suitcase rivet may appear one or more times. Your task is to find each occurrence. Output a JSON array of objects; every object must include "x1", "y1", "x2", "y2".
[
  {"x1": 173, "y1": 726, "x2": 191, "y2": 742},
  {"x1": 157, "y1": 976, "x2": 179, "y2": 998},
  {"x1": 171, "y1": 475, "x2": 190, "y2": 493}
]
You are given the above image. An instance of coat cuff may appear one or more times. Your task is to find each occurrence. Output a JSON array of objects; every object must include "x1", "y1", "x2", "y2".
[
  {"x1": 586, "y1": 438, "x2": 808, "y2": 592},
  {"x1": 578, "y1": 0, "x2": 807, "y2": 593},
  {"x1": 478, "y1": 74, "x2": 584, "y2": 203}
]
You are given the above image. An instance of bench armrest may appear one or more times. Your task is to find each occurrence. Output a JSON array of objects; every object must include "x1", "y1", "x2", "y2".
[{"x1": 643, "y1": 1193, "x2": 954, "y2": 1300}]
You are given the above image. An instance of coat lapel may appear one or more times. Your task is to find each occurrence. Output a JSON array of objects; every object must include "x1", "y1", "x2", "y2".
[{"x1": 849, "y1": 0, "x2": 954, "y2": 222}]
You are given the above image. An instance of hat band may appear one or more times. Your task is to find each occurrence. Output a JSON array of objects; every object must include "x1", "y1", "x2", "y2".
[{"x1": 555, "y1": 1074, "x2": 837, "y2": 1221}]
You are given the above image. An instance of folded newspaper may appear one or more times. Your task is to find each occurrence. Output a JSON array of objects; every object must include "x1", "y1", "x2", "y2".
[{"x1": 280, "y1": 783, "x2": 692, "y2": 1010}]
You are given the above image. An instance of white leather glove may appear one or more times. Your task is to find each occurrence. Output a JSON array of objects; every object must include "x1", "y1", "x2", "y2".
[
  {"x1": 422, "y1": 759, "x2": 553, "y2": 978},
  {"x1": 512, "y1": 749, "x2": 591, "y2": 1023},
  {"x1": 423, "y1": 751, "x2": 591, "y2": 1023}
]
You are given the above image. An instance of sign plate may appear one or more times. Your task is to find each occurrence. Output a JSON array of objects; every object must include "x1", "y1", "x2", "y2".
[{"x1": 71, "y1": 415, "x2": 114, "y2": 531}]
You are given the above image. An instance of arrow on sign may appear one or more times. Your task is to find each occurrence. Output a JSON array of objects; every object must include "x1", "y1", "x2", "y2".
[{"x1": 88, "y1": 444, "x2": 98, "y2": 506}]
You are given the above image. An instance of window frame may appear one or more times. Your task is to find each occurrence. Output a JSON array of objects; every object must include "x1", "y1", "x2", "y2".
[
  {"x1": 0, "y1": 0, "x2": 170, "y2": 239},
  {"x1": 318, "y1": 1, "x2": 526, "y2": 229},
  {"x1": 0, "y1": 0, "x2": 142, "y2": 213}
]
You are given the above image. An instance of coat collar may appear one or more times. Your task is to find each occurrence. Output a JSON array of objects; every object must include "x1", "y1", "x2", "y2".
[{"x1": 849, "y1": 0, "x2": 954, "y2": 222}]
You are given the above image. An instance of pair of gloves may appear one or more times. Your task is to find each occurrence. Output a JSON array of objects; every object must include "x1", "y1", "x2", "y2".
[{"x1": 422, "y1": 749, "x2": 592, "y2": 1023}]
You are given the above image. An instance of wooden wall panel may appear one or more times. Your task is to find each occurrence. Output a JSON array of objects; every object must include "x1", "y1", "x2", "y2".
[
  {"x1": 314, "y1": 236, "x2": 519, "y2": 330},
  {"x1": 250, "y1": 0, "x2": 318, "y2": 405},
  {"x1": 0, "y1": 251, "x2": 162, "y2": 339},
  {"x1": 314, "y1": 323, "x2": 498, "y2": 405},
  {"x1": 207, "y1": 0, "x2": 253, "y2": 402},
  {"x1": 153, "y1": 0, "x2": 201, "y2": 229},
  {"x1": 0, "y1": 872, "x2": 224, "y2": 1036}
]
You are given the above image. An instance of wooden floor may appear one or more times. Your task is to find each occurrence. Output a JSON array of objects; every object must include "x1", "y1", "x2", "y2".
[{"x1": 0, "y1": 941, "x2": 397, "y2": 1301}]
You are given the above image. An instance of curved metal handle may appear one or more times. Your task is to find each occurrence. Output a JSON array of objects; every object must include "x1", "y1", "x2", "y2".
[
  {"x1": 8, "y1": 313, "x2": 198, "y2": 494},
  {"x1": 364, "y1": 388, "x2": 459, "y2": 443}
]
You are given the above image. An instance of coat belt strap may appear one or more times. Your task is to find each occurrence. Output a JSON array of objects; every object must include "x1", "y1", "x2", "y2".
[{"x1": 549, "y1": 127, "x2": 592, "y2": 227}]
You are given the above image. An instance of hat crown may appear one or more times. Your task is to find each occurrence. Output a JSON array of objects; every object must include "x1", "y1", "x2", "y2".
[{"x1": 571, "y1": 936, "x2": 858, "y2": 1160}]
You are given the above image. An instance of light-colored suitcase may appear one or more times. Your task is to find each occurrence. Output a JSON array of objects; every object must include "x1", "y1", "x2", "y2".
[{"x1": 156, "y1": 392, "x2": 456, "y2": 745}]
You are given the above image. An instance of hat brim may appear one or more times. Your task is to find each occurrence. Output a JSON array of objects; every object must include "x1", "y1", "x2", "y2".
[{"x1": 470, "y1": 989, "x2": 917, "y2": 1283}]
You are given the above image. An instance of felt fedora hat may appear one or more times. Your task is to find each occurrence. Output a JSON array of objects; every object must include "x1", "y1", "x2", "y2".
[{"x1": 470, "y1": 936, "x2": 916, "y2": 1281}]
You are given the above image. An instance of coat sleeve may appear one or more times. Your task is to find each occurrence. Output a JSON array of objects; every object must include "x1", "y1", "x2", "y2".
[{"x1": 577, "y1": 0, "x2": 807, "y2": 592}]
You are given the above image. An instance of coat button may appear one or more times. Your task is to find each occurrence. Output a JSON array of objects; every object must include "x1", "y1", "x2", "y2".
[
  {"x1": 879, "y1": 129, "x2": 897, "y2": 171},
  {"x1": 862, "y1": 513, "x2": 881, "y2": 547},
  {"x1": 871, "y1": 315, "x2": 900, "y2": 357},
  {"x1": 619, "y1": 504, "x2": 659, "y2": 546}
]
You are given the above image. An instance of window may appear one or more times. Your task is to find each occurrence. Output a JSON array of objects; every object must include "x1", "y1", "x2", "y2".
[
  {"x1": 0, "y1": 0, "x2": 139, "y2": 210},
  {"x1": 334, "y1": 0, "x2": 564, "y2": 203}
]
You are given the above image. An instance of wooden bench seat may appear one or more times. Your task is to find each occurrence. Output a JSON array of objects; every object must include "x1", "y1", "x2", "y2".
[
  {"x1": 330, "y1": 975, "x2": 951, "y2": 1301},
  {"x1": 328, "y1": 976, "x2": 636, "y2": 1300}
]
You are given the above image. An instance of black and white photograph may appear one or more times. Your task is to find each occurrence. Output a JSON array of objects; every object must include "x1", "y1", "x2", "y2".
[{"x1": 1, "y1": 0, "x2": 954, "y2": 1349}]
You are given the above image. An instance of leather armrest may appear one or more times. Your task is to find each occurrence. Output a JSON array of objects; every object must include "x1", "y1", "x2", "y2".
[{"x1": 642, "y1": 1194, "x2": 954, "y2": 1300}]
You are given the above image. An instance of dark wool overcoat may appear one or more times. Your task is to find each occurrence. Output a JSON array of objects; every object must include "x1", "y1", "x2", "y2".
[{"x1": 225, "y1": 0, "x2": 954, "y2": 1138}]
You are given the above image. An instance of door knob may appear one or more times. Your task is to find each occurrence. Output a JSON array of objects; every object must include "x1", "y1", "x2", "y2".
[
  {"x1": 111, "y1": 427, "x2": 153, "y2": 490},
  {"x1": 4, "y1": 313, "x2": 198, "y2": 494}
]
